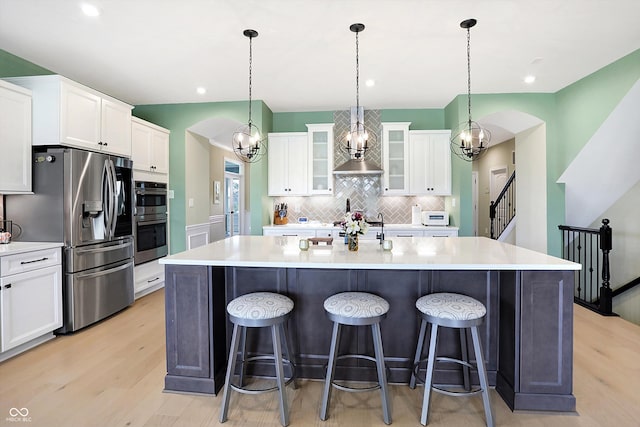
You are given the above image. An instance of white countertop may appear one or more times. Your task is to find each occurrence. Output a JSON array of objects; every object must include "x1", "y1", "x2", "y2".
[
  {"x1": 263, "y1": 223, "x2": 458, "y2": 230},
  {"x1": 0, "y1": 241, "x2": 63, "y2": 256},
  {"x1": 161, "y1": 236, "x2": 580, "y2": 271}
]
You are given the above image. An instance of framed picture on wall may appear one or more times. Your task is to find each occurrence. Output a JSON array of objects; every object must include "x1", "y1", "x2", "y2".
[{"x1": 213, "y1": 180, "x2": 221, "y2": 204}]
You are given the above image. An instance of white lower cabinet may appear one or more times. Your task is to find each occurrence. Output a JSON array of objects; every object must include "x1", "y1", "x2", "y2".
[
  {"x1": 262, "y1": 227, "x2": 317, "y2": 238},
  {"x1": 134, "y1": 259, "x2": 165, "y2": 299},
  {"x1": 386, "y1": 230, "x2": 424, "y2": 238},
  {"x1": 0, "y1": 248, "x2": 62, "y2": 353},
  {"x1": 424, "y1": 228, "x2": 458, "y2": 237}
]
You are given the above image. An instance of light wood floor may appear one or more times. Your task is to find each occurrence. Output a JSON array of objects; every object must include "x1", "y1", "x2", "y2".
[{"x1": 1, "y1": 289, "x2": 639, "y2": 427}]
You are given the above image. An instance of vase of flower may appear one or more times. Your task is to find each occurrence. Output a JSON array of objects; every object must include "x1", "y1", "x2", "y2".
[
  {"x1": 343, "y1": 211, "x2": 368, "y2": 252},
  {"x1": 347, "y1": 233, "x2": 359, "y2": 251}
]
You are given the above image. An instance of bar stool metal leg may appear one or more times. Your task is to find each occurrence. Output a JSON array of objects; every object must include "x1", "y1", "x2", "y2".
[
  {"x1": 471, "y1": 325, "x2": 494, "y2": 427},
  {"x1": 372, "y1": 322, "x2": 392, "y2": 425},
  {"x1": 238, "y1": 326, "x2": 248, "y2": 387},
  {"x1": 421, "y1": 323, "x2": 439, "y2": 426},
  {"x1": 271, "y1": 324, "x2": 289, "y2": 427},
  {"x1": 460, "y1": 329, "x2": 471, "y2": 391},
  {"x1": 410, "y1": 318, "x2": 428, "y2": 389},
  {"x1": 281, "y1": 323, "x2": 298, "y2": 390},
  {"x1": 220, "y1": 323, "x2": 242, "y2": 423},
  {"x1": 320, "y1": 321, "x2": 342, "y2": 420}
]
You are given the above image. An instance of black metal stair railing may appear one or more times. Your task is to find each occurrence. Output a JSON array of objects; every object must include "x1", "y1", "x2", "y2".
[
  {"x1": 558, "y1": 219, "x2": 613, "y2": 315},
  {"x1": 489, "y1": 171, "x2": 516, "y2": 239}
]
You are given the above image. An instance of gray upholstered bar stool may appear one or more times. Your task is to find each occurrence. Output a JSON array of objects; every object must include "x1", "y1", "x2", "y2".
[
  {"x1": 409, "y1": 292, "x2": 494, "y2": 427},
  {"x1": 320, "y1": 292, "x2": 392, "y2": 425},
  {"x1": 220, "y1": 292, "x2": 296, "y2": 427}
]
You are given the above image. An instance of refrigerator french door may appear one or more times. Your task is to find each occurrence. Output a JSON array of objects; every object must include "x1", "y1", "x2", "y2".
[{"x1": 6, "y1": 147, "x2": 135, "y2": 333}]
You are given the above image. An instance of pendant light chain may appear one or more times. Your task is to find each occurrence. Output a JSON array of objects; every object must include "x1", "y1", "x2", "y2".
[
  {"x1": 248, "y1": 33, "x2": 253, "y2": 126},
  {"x1": 355, "y1": 29, "x2": 360, "y2": 112},
  {"x1": 466, "y1": 25, "x2": 472, "y2": 127}
]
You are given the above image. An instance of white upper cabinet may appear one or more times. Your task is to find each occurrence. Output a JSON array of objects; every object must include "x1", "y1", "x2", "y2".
[
  {"x1": 131, "y1": 117, "x2": 170, "y2": 181},
  {"x1": 268, "y1": 132, "x2": 308, "y2": 196},
  {"x1": 381, "y1": 122, "x2": 411, "y2": 195},
  {"x1": 0, "y1": 80, "x2": 32, "y2": 193},
  {"x1": 409, "y1": 130, "x2": 452, "y2": 195},
  {"x1": 4, "y1": 75, "x2": 132, "y2": 157},
  {"x1": 306, "y1": 123, "x2": 334, "y2": 195}
]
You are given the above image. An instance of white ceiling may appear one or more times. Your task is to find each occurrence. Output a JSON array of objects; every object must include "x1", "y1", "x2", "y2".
[{"x1": 1, "y1": 0, "x2": 639, "y2": 113}]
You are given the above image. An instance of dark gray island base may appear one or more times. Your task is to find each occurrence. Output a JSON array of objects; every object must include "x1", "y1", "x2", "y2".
[{"x1": 163, "y1": 264, "x2": 576, "y2": 412}]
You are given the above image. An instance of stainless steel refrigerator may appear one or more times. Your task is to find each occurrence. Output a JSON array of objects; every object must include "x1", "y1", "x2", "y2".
[{"x1": 6, "y1": 147, "x2": 135, "y2": 333}]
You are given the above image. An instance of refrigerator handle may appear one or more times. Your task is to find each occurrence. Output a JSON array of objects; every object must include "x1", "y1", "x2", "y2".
[
  {"x1": 108, "y1": 159, "x2": 118, "y2": 239},
  {"x1": 104, "y1": 159, "x2": 115, "y2": 239}
]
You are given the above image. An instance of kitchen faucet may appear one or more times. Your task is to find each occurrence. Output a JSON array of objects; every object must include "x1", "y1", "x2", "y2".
[
  {"x1": 346, "y1": 198, "x2": 351, "y2": 213},
  {"x1": 376, "y1": 212, "x2": 385, "y2": 244}
]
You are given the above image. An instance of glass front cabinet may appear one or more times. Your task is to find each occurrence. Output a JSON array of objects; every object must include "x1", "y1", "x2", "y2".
[
  {"x1": 382, "y1": 122, "x2": 411, "y2": 195},
  {"x1": 306, "y1": 123, "x2": 334, "y2": 195}
]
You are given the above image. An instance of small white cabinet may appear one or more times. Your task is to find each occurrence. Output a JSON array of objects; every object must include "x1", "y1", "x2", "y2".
[
  {"x1": 0, "y1": 80, "x2": 32, "y2": 193},
  {"x1": 306, "y1": 123, "x2": 334, "y2": 195},
  {"x1": 409, "y1": 130, "x2": 452, "y2": 195},
  {"x1": 0, "y1": 246, "x2": 62, "y2": 354},
  {"x1": 132, "y1": 117, "x2": 170, "y2": 181},
  {"x1": 4, "y1": 75, "x2": 133, "y2": 157},
  {"x1": 268, "y1": 132, "x2": 308, "y2": 196},
  {"x1": 134, "y1": 259, "x2": 165, "y2": 299},
  {"x1": 381, "y1": 122, "x2": 411, "y2": 195}
]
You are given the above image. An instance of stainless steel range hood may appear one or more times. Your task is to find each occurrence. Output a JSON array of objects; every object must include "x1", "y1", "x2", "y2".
[
  {"x1": 333, "y1": 158, "x2": 383, "y2": 175},
  {"x1": 333, "y1": 106, "x2": 383, "y2": 175}
]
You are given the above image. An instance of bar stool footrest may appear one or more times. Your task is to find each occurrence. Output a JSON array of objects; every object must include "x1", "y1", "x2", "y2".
[
  {"x1": 412, "y1": 356, "x2": 476, "y2": 388},
  {"x1": 325, "y1": 354, "x2": 391, "y2": 393},
  {"x1": 431, "y1": 384, "x2": 483, "y2": 397},
  {"x1": 230, "y1": 355, "x2": 296, "y2": 395}
]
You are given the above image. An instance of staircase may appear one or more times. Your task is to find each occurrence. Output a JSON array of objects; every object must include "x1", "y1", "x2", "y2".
[{"x1": 489, "y1": 171, "x2": 516, "y2": 240}]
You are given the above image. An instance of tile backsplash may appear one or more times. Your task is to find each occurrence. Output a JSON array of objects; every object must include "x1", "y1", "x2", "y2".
[{"x1": 271, "y1": 109, "x2": 445, "y2": 225}]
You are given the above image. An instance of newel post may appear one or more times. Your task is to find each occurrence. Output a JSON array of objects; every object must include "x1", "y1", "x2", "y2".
[
  {"x1": 599, "y1": 218, "x2": 613, "y2": 315},
  {"x1": 489, "y1": 201, "x2": 496, "y2": 239}
]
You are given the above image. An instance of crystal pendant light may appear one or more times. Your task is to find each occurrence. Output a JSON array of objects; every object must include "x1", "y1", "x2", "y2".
[
  {"x1": 342, "y1": 23, "x2": 375, "y2": 160},
  {"x1": 232, "y1": 29, "x2": 265, "y2": 163},
  {"x1": 450, "y1": 19, "x2": 491, "y2": 162}
]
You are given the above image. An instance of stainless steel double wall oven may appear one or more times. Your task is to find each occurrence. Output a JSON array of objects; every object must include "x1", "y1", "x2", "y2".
[{"x1": 133, "y1": 181, "x2": 168, "y2": 265}]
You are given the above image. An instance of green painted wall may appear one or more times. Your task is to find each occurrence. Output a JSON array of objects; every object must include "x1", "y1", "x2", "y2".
[
  {"x1": 133, "y1": 100, "x2": 272, "y2": 253},
  {"x1": 381, "y1": 109, "x2": 445, "y2": 129},
  {"x1": 272, "y1": 111, "x2": 334, "y2": 132},
  {"x1": 0, "y1": 49, "x2": 53, "y2": 77}
]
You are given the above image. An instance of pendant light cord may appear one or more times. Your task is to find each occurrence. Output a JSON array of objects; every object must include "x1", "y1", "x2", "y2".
[
  {"x1": 466, "y1": 25, "x2": 472, "y2": 128},
  {"x1": 355, "y1": 29, "x2": 360, "y2": 112},
  {"x1": 248, "y1": 34, "x2": 253, "y2": 126}
]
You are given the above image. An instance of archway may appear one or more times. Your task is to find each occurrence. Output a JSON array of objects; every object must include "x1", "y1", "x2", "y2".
[{"x1": 478, "y1": 110, "x2": 546, "y2": 252}]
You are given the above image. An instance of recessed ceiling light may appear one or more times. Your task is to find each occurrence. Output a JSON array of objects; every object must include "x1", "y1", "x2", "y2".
[
  {"x1": 524, "y1": 75, "x2": 536, "y2": 84},
  {"x1": 365, "y1": 79, "x2": 375, "y2": 87},
  {"x1": 81, "y1": 3, "x2": 100, "y2": 17},
  {"x1": 196, "y1": 87, "x2": 207, "y2": 95}
]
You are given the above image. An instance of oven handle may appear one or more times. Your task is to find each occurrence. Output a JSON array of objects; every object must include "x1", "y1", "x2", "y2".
[
  {"x1": 74, "y1": 260, "x2": 133, "y2": 280},
  {"x1": 135, "y1": 189, "x2": 167, "y2": 196},
  {"x1": 136, "y1": 219, "x2": 167, "y2": 226}
]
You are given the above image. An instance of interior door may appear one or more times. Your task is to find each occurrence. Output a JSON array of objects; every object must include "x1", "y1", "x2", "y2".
[{"x1": 224, "y1": 160, "x2": 243, "y2": 237}]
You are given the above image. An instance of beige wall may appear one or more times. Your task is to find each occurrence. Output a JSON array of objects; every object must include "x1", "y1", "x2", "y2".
[
  {"x1": 185, "y1": 131, "x2": 212, "y2": 226},
  {"x1": 209, "y1": 144, "x2": 229, "y2": 242},
  {"x1": 475, "y1": 138, "x2": 515, "y2": 237}
]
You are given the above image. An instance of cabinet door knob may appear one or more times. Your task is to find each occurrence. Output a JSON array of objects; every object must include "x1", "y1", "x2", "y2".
[{"x1": 4, "y1": 284, "x2": 11, "y2": 289}]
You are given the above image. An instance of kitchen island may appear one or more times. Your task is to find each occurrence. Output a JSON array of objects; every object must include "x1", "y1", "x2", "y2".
[{"x1": 160, "y1": 236, "x2": 580, "y2": 412}]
